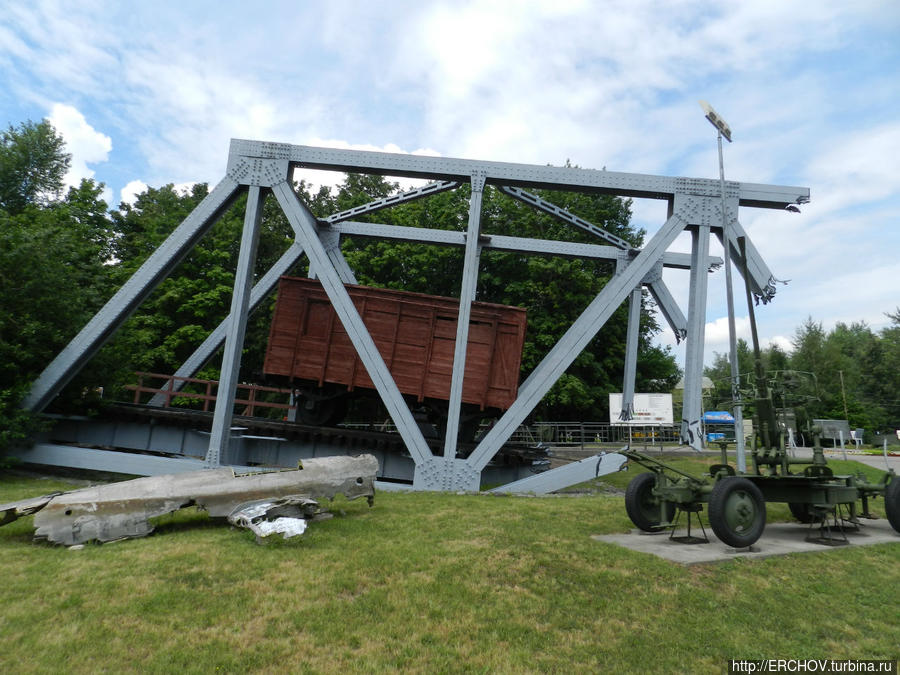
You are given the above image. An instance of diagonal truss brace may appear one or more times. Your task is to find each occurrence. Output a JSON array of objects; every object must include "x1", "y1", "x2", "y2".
[
  {"x1": 271, "y1": 181, "x2": 433, "y2": 465},
  {"x1": 25, "y1": 176, "x2": 243, "y2": 413},
  {"x1": 499, "y1": 185, "x2": 634, "y2": 249},
  {"x1": 148, "y1": 180, "x2": 458, "y2": 405},
  {"x1": 467, "y1": 203, "x2": 694, "y2": 474}
]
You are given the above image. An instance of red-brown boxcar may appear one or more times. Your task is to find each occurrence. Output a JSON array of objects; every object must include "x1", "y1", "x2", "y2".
[{"x1": 263, "y1": 276, "x2": 527, "y2": 412}]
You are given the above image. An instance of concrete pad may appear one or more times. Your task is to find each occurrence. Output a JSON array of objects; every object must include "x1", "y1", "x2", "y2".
[{"x1": 592, "y1": 519, "x2": 900, "y2": 565}]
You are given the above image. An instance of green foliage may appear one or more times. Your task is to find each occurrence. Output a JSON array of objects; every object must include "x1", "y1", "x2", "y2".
[
  {"x1": 102, "y1": 184, "x2": 298, "y2": 386},
  {"x1": 707, "y1": 311, "x2": 900, "y2": 434},
  {"x1": 0, "y1": 119, "x2": 70, "y2": 214},
  {"x1": 0, "y1": 168, "x2": 115, "y2": 451}
]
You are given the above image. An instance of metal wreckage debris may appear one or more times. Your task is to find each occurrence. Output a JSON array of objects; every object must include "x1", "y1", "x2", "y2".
[{"x1": 0, "y1": 454, "x2": 378, "y2": 546}]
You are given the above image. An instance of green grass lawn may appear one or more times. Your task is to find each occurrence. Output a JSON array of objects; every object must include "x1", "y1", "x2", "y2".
[{"x1": 1, "y1": 462, "x2": 898, "y2": 674}]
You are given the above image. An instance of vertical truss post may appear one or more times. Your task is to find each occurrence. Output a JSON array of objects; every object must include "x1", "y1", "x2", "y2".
[
  {"x1": 271, "y1": 181, "x2": 433, "y2": 467},
  {"x1": 205, "y1": 186, "x2": 265, "y2": 466},
  {"x1": 443, "y1": 172, "x2": 486, "y2": 464},
  {"x1": 680, "y1": 224, "x2": 711, "y2": 451},
  {"x1": 620, "y1": 286, "x2": 642, "y2": 421}
]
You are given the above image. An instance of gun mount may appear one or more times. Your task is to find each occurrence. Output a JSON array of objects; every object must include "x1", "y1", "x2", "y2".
[{"x1": 622, "y1": 237, "x2": 900, "y2": 548}]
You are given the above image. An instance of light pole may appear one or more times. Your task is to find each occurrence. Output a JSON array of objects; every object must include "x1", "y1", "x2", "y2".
[{"x1": 699, "y1": 100, "x2": 747, "y2": 472}]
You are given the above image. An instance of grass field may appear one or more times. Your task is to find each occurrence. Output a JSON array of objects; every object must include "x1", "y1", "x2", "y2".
[{"x1": 1, "y1": 458, "x2": 898, "y2": 674}]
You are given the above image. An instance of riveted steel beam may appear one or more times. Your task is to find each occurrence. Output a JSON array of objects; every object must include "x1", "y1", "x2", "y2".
[
  {"x1": 230, "y1": 139, "x2": 809, "y2": 209},
  {"x1": 498, "y1": 185, "x2": 633, "y2": 249},
  {"x1": 322, "y1": 180, "x2": 459, "y2": 224},
  {"x1": 330, "y1": 221, "x2": 715, "y2": 269},
  {"x1": 440, "y1": 171, "x2": 486, "y2": 473},
  {"x1": 680, "y1": 225, "x2": 712, "y2": 451},
  {"x1": 206, "y1": 185, "x2": 265, "y2": 466}
]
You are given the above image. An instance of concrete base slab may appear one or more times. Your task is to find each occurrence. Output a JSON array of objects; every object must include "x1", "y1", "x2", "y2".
[{"x1": 592, "y1": 519, "x2": 900, "y2": 565}]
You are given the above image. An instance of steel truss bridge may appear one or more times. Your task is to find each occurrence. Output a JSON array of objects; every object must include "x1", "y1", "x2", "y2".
[{"x1": 20, "y1": 140, "x2": 808, "y2": 492}]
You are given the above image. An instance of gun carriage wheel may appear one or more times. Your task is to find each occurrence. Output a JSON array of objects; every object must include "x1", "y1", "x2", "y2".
[
  {"x1": 708, "y1": 477, "x2": 766, "y2": 548},
  {"x1": 625, "y1": 472, "x2": 675, "y2": 532},
  {"x1": 787, "y1": 501, "x2": 816, "y2": 524}
]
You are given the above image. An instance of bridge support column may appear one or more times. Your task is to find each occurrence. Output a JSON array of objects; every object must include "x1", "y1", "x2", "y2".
[{"x1": 206, "y1": 185, "x2": 265, "y2": 466}]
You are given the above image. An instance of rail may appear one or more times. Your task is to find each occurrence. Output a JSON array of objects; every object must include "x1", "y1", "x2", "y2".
[{"x1": 125, "y1": 372, "x2": 295, "y2": 418}]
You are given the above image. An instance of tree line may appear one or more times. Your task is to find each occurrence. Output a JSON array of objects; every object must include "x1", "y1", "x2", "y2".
[
  {"x1": 1, "y1": 118, "x2": 682, "y2": 453},
  {"x1": 704, "y1": 314, "x2": 900, "y2": 438},
  {"x1": 5, "y1": 117, "x2": 898, "y2": 457}
]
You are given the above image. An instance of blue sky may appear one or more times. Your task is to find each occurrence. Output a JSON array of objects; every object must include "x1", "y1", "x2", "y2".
[{"x1": 2, "y1": 0, "x2": 899, "y2": 366}]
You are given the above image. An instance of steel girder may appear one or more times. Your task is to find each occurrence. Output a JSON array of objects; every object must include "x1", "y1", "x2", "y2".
[
  {"x1": 229, "y1": 139, "x2": 808, "y2": 209},
  {"x1": 24, "y1": 139, "x2": 809, "y2": 493},
  {"x1": 442, "y1": 172, "x2": 486, "y2": 465},
  {"x1": 680, "y1": 225, "x2": 712, "y2": 451}
]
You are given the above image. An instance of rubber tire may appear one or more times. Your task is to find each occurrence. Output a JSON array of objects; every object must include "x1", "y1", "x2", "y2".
[
  {"x1": 885, "y1": 477, "x2": 900, "y2": 533},
  {"x1": 788, "y1": 502, "x2": 816, "y2": 524},
  {"x1": 708, "y1": 477, "x2": 767, "y2": 548},
  {"x1": 625, "y1": 472, "x2": 675, "y2": 532}
]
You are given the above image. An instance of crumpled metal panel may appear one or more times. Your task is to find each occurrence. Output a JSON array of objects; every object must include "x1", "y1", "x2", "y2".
[
  {"x1": 0, "y1": 454, "x2": 377, "y2": 546},
  {"x1": 227, "y1": 496, "x2": 321, "y2": 540}
]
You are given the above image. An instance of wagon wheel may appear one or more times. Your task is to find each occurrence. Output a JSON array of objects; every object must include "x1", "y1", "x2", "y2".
[
  {"x1": 885, "y1": 477, "x2": 900, "y2": 533},
  {"x1": 708, "y1": 477, "x2": 766, "y2": 548},
  {"x1": 624, "y1": 472, "x2": 675, "y2": 532},
  {"x1": 788, "y1": 502, "x2": 816, "y2": 524}
]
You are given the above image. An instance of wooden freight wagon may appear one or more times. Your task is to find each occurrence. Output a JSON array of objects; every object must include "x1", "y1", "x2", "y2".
[{"x1": 263, "y1": 277, "x2": 527, "y2": 425}]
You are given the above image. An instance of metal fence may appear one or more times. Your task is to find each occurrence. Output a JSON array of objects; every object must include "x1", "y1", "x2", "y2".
[{"x1": 508, "y1": 422, "x2": 680, "y2": 447}]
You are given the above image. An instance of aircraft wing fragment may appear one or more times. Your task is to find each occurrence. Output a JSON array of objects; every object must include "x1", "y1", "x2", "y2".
[{"x1": 0, "y1": 454, "x2": 377, "y2": 546}]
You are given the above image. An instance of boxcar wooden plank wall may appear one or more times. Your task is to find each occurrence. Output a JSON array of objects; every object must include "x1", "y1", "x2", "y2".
[{"x1": 264, "y1": 277, "x2": 527, "y2": 411}]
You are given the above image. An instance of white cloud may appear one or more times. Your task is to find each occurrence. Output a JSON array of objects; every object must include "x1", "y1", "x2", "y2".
[
  {"x1": 3, "y1": 0, "x2": 898, "y2": 376},
  {"x1": 46, "y1": 103, "x2": 112, "y2": 188},
  {"x1": 768, "y1": 335, "x2": 793, "y2": 353},
  {"x1": 120, "y1": 179, "x2": 148, "y2": 207},
  {"x1": 705, "y1": 315, "x2": 751, "y2": 347}
]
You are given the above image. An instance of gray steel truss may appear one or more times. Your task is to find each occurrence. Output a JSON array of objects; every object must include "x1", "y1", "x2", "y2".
[
  {"x1": 150, "y1": 214, "x2": 710, "y2": 406},
  {"x1": 23, "y1": 139, "x2": 808, "y2": 491},
  {"x1": 620, "y1": 286, "x2": 643, "y2": 421},
  {"x1": 442, "y1": 172, "x2": 486, "y2": 466},
  {"x1": 488, "y1": 452, "x2": 627, "y2": 494}
]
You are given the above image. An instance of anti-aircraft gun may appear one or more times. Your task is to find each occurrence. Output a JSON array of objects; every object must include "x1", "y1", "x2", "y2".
[{"x1": 622, "y1": 238, "x2": 900, "y2": 547}]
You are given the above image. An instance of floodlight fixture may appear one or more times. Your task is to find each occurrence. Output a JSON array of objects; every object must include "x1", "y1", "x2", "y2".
[{"x1": 699, "y1": 99, "x2": 732, "y2": 142}]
